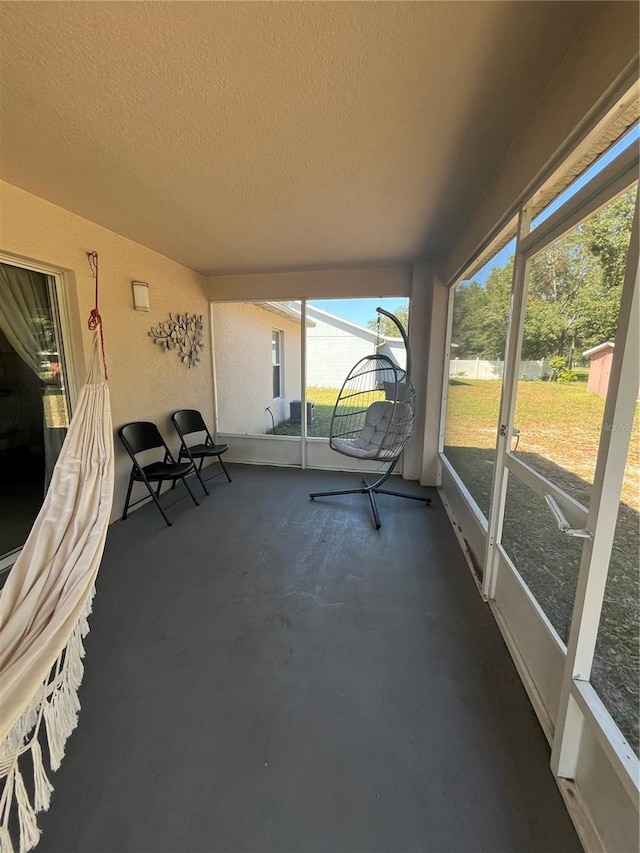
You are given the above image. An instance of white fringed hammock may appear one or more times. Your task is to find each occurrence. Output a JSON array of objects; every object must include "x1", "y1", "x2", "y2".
[{"x1": 0, "y1": 326, "x2": 114, "y2": 853}]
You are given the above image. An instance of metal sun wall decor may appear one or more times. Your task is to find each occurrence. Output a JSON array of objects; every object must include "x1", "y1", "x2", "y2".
[{"x1": 148, "y1": 313, "x2": 204, "y2": 367}]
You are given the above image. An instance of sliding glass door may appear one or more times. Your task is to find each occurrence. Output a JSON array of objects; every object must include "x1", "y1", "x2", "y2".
[{"x1": 0, "y1": 260, "x2": 72, "y2": 569}]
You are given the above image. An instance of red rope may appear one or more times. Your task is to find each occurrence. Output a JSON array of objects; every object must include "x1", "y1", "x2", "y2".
[{"x1": 87, "y1": 252, "x2": 108, "y2": 380}]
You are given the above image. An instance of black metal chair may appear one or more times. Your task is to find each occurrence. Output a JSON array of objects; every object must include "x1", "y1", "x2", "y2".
[
  {"x1": 118, "y1": 421, "x2": 199, "y2": 527},
  {"x1": 171, "y1": 409, "x2": 231, "y2": 496}
]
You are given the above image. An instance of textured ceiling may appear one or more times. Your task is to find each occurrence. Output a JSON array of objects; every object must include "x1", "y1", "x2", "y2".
[{"x1": 0, "y1": 1, "x2": 600, "y2": 274}]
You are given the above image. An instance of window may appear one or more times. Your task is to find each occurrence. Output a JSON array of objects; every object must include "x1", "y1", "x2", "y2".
[{"x1": 272, "y1": 330, "x2": 283, "y2": 399}]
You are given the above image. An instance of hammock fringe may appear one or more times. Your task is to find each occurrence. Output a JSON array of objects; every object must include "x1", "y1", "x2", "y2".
[
  {"x1": 1, "y1": 601, "x2": 93, "y2": 851},
  {"x1": 14, "y1": 769, "x2": 40, "y2": 853},
  {"x1": 30, "y1": 742, "x2": 52, "y2": 814},
  {"x1": 0, "y1": 331, "x2": 113, "y2": 853},
  {"x1": 0, "y1": 825, "x2": 14, "y2": 853}
]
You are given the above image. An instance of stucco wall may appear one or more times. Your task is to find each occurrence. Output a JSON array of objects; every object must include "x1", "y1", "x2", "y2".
[
  {"x1": 212, "y1": 303, "x2": 301, "y2": 434},
  {"x1": 0, "y1": 180, "x2": 212, "y2": 522}
]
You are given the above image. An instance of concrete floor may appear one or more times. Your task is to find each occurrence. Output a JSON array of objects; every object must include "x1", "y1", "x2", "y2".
[{"x1": 37, "y1": 464, "x2": 581, "y2": 853}]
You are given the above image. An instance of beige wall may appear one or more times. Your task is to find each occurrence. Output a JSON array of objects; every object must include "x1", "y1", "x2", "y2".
[
  {"x1": 0, "y1": 180, "x2": 212, "y2": 521},
  {"x1": 445, "y1": 2, "x2": 640, "y2": 284},
  {"x1": 212, "y1": 303, "x2": 301, "y2": 434}
]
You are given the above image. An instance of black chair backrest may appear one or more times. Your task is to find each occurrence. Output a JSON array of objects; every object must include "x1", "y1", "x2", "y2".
[
  {"x1": 172, "y1": 409, "x2": 208, "y2": 437},
  {"x1": 119, "y1": 421, "x2": 166, "y2": 457}
]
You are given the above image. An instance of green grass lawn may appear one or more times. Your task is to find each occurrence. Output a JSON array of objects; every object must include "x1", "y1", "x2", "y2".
[
  {"x1": 266, "y1": 387, "x2": 339, "y2": 437},
  {"x1": 444, "y1": 378, "x2": 639, "y2": 753},
  {"x1": 445, "y1": 379, "x2": 638, "y2": 510}
]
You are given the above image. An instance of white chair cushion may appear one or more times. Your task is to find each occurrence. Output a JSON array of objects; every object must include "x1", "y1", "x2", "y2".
[{"x1": 332, "y1": 401, "x2": 406, "y2": 460}]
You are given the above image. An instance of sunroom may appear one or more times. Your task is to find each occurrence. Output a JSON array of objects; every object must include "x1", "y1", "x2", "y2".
[{"x1": 0, "y1": 2, "x2": 638, "y2": 852}]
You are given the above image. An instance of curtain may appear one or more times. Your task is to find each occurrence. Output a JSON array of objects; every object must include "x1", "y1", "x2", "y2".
[
  {"x1": 0, "y1": 264, "x2": 67, "y2": 488},
  {"x1": 0, "y1": 333, "x2": 114, "y2": 853}
]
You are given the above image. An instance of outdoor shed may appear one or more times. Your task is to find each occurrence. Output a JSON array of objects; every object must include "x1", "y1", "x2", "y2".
[{"x1": 584, "y1": 342, "x2": 616, "y2": 398}]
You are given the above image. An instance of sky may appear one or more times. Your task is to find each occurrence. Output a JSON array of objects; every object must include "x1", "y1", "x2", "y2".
[{"x1": 307, "y1": 297, "x2": 408, "y2": 329}]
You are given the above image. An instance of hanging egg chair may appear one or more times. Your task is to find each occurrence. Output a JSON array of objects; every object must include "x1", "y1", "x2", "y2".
[{"x1": 310, "y1": 307, "x2": 430, "y2": 529}]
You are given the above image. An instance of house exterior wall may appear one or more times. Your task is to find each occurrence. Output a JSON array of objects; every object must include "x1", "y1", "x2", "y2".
[
  {"x1": 0, "y1": 180, "x2": 212, "y2": 522},
  {"x1": 305, "y1": 312, "x2": 376, "y2": 388},
  {"x1": 212, "y1": 302, "x2": 301, "y2": 433},
  {"x1": 285, "y1": 308, "x2": 409, "y2": 390},
  {"x1": 378, "y1": 340, "x2": 407, "y2": 372}
]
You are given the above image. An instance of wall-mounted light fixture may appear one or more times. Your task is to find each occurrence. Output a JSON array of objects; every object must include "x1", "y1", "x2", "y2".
[{"x1": 132, "y1": 281, "x2": 150, "y2": 311}]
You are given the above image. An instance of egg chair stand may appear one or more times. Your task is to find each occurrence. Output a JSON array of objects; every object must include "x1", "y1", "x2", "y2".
[
  {"x1": 310, "y1": 456, "x2": 429, "y2": 530},
  {"x1": 309, "y1": 307, "x2": 431, "y2": 530}
]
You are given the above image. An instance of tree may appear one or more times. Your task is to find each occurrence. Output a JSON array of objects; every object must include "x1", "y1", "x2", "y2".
[
  {"x1": 367, "y1": 303, "x2": 409, "y2": 337},
  {"x1": 524, "y1": 187, "x2": 635, "y2": 363},
  {"x1": 451, "y1": 265, "x2": 513, "y2": 359},
  {"x1": 448, "y1": 186, "x2": 636, "y2": 363},
  {"x1": 582, "y1": 188, "x2": 636, "y2": 290},
  {"x1": 524, "y1": 232, "x2": 598, "y2": 363}
]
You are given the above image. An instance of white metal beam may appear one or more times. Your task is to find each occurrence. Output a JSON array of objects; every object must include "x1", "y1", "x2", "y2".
[
  {"x1": 482, "y1": 206, "x2": 532, "y2": 601},
  {"x1": 504, "y1": 454, "x2": 589, "y2": 531}
]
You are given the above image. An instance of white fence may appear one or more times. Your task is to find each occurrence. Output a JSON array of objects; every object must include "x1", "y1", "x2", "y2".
[{"x1": 449, "y1": 358, "x2": 550, "y2": 381}]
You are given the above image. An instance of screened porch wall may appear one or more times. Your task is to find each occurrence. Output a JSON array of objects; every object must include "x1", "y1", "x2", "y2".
[
  {"x1": 206, "y1": 266, "x2": 433, "y2": 478},
  {"x1": 421, "y1": 6, "x2": 640, "y2": 846}
]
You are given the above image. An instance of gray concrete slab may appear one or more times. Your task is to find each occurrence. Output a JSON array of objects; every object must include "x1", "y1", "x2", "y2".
[{"x1": 37, "y1": 465, "x2": 581, "y2": 853}]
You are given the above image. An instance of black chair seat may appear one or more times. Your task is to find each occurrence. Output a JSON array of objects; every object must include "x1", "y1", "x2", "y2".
[
  {"x1": 171, "y1": 409, "x2": 232, "y2": 496},
  {"x1": 118, "y1": 421, "x2": 200, "y2": 527},
  {"x1": 134, "y1": 460, "x2": 194, "y2": 481},
  {"x1": 184, "y1": 442, "x2": 229, "y2": 458}
]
